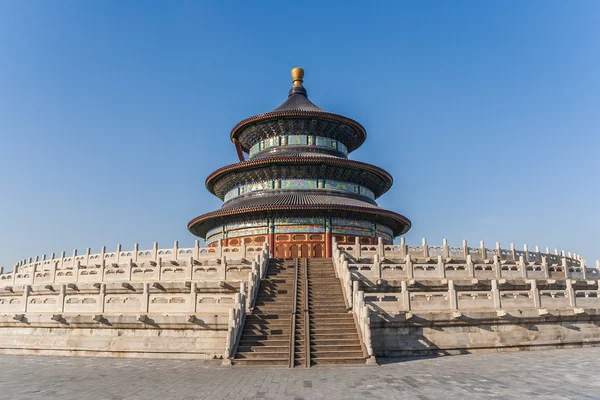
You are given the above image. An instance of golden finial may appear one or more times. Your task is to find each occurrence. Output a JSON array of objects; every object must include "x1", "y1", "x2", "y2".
[{"x1": 291, "y1": 67, "x2": 304, "y2": 87}]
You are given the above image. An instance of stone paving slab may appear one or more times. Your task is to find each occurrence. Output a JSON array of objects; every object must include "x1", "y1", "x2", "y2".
[{"x1": 0, "y1": 348, "x2": 599, "y2": 399}]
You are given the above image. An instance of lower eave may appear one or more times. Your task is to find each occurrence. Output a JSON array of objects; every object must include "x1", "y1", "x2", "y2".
[{"x1": 187, "y1": 205, "x2": 411, "y2": 238}]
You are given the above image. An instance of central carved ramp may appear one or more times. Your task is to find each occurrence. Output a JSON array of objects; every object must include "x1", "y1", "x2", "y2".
[{"x1": 306, "y1": 258, "x2": 367, "y2": 366}]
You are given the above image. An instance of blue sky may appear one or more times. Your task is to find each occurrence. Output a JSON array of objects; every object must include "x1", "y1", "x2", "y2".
[{"x1": 0, "y1": 1, "x2": 598, "y2": 269}]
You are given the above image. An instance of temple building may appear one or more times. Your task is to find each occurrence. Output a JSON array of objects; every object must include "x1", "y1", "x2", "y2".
[{"x1": 187, "y1": 68, "x2": 411, "y2": 258}]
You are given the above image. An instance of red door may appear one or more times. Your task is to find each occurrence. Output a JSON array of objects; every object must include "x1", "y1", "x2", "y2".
[
  {"x1": 313, "y1": 244, "x2": 324, "y2": 258},
  {"x1": 290, "y1": 244, "x2": 299, "y2": 258},
  {"x1": 275, "y1": 245, "x2": 286, "y2": 258},
  {"x1": 300, "y1": 244, "x2": 309, "y2": 258}
]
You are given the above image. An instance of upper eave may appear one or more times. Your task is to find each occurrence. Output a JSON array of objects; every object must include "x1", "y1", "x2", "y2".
[{"x1": 229, "y1": 110, "x2": 367, "y2": 153}]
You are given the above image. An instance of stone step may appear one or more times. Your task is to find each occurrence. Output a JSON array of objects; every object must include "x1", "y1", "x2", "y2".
[
  {"x1": 235, "y1": 352, "x2": 290, "y2": 360},
  {"x1": 309, "y1": 325, "x2": 357, "y2": 332},
  {"x1": 238, "y1": 339, "x2": 290, "y2": 346},
  {"x1": 244, "y1": 323, "x2": 290, "y2": 330},
  {"x1": 311, "y1": 357, "x2": 366, "y2": 365},
  {"x1": 309, "y1": 337, "x2": 361, "y2": 345},
  {"x1": 232, "y1": 358, "x2": 289, "y2": 366},
  {"x1": 310, "y1": 332, "x2": 359, "y2": 340},
  {"x1": 303, "y1": 313, "x2": 353, "y2": 320},
  {"x1": 242, "y1": 328, "x2": 290, "y2": 335},
  {"x1": 236, "y1": 345, "x2": 289, "y2": 353},
  {"x1": 311, "y1": 350, "x2": 364, "y2": 358},
  {"x1": 310, "y1": 343, "x2": 364, "y2": 351},
  {"x1": 309, "y1": 307, "x2": 349, "y2": 313}
]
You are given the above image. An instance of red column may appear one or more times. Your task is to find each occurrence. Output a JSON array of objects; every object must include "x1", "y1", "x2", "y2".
[{"x1": 325, "y1": 233, "x2": 332, "y2": 258}]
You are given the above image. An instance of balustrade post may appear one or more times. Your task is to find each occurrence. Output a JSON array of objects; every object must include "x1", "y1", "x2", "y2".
[
  {"x1": 510, "y1": 243, "x2": 516, "y2": 261},
  {"x1": 22, "y1": 285, "x2": 30, "y2": 313},
  {"x1": 519, "y1": 256, "x2": 527, "y2": 278},
  {"x1": 524, "y1": 244, "x2": 529, "y2": 263},
  {"x1": 352, "y1": 281, "x2": 359, "y2": 311},
  {"x1": 422, "y1": 238, "x2": 428, "y2": 258},
  {"x1": 355, "y1": 237, "x2": 361, "y2": 260},
  {"x1": 480, "y1": 240, "x2": 486, "y2": 260},
  {"x1": 442, "y1": 238, "x2": 449, "y2": 258},
  {"x1": 462, "y1": 239, "x2": 468, "y2": 258},
  {"x1": 99, "y1": 283, "x2": 106, "y2": 313},
  {"x1": 562, "y1": 254, "x2": 569, "y2": 279},
  {"x1": 59, "y1": 251, "x2": 65, "y2": 269},
  {"x1": 58, "y1": 284, "x2": 66, "y2": 313},
  {"x1": 220, "y1": 256, "x2": 227, "y2": 280},
  {"x1": 566, "y1": 279, "x2": 576, "y2": 307},
  {"x1": 71, "y1": 249, "x2": 77, "y2": 265},
  {"x1": 100, "y1": 246, "x2": 106, "y2": 265},
  {"x1": 438, "y1": 255, "x2": 445, "y2": 278},
  {"x1": 85, "y1": 248, "x2": 91, "y2": 266},
  {"x1": 377, "y1": 236, "x2": 384, "y2": 257},
  {"x1": 405, "y1": 254, "x2": 413, "y2": 279},
  {"x1": 217, "y1": 240, "x2": 224, "y2": 259},
  {"x1": 133, "y1": 243, "x2": 139, "y2": 263},
  {"x1": 535, "y1": 246, "x2": 541, "y2": 263},
  {"x1": 466, "y1": 255, "x2": 474, "y2": 277},
  {"x1": 50, "y1": 261, "x2": 57, "y2": 284},
  {"x1": 400, "y1": 237, "x2": 407, "y2": 257},
  {"x1": 142, "y1": 283, "x2": 150, "y2": 313},
  {"x1": 372, "y1": 254, "x2": 381, "y2": 280},
  {"x1": 496, "y1": 242, "x2": 502, "y2": 260},
  {"x1": 241, "y1": 242, "x2": 247, "y2": 259},
  {"x1": 152, "y1": 242, "x2": 158, "y2": 261},
  {"x1": 491, "y1": 279, "x2": 501, "y2": 309},
  {"x1": 190, "y1": 282, "x2": 197, "y2": 312},
  {"x1": 448, "y1": 280, "x2": 457, "y2": 309},
  {"x1": 194, "y1": 240, "x2": 200, "y2": 259},
  {"x1": 542, "y1": 256, "x2": 549, "y2": 278},
  {"x1": 401, "y1": 280, "x2": 410, "y2": 311},
  {"x1": 530, "y1": 280, "x2": 540, "y2": 308},
  {"x1": 493, "y1": 255, "x2": 501, "y2": 278},
  {"x1": 116, "y1": 244, "x2": 121, "y2": 263}
]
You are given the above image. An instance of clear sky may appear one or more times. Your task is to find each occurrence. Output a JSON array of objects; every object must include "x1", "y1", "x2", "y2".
[{"x1": 0, "y1": 1, "x2": 598, "y2": 269}]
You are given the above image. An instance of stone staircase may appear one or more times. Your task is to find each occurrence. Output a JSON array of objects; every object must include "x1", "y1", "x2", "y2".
[
  {"x1": 232, "y1": 257, "x2": 367, "y2": 367},
  {"x1": 233, "y1": 259, "x2": 295, "y2": 366},
  {"x1": 306, "y1": 258, "x2": 367, "y2": 365}
]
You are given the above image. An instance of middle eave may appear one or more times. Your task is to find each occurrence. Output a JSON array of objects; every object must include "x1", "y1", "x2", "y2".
[{"x1": 206, "y1": 156, "x2": 394, "y2": 200}]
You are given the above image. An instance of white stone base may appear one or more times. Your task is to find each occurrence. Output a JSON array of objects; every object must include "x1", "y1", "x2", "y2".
[
  {"x1": 371, "y1": 308, "x2": 600, "y2": 357},
  {"x1": 0, "y1": 313, "x2": 229, "y2": 360}
]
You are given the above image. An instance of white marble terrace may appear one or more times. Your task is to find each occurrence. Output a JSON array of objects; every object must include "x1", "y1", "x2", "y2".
[{"x1": 332, "y1": 237, "x2": 600, "y2": 355}]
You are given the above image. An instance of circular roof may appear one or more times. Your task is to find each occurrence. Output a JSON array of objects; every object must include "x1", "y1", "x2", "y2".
[{"x1": 230, "y1": 70, "x2": 367, "y2": 153}]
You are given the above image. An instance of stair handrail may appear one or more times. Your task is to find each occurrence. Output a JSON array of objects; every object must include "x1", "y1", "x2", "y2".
[
  {"x1": 289, "y1": 258, "x2": 299, "y2": 368},
  {"x1": 224, "y1": 281, "x2": 247, "y2": 361},
  {"x1": 332, "y1": 239, "x2": 353, "y2": 308},
  {"x1": 352, "y1": 282, "x2": 374, "y2": 361},
  {"x1": 303, "y1": 258, "x2": 310, "y2": 368},
  {"x1": 247, "y1": 244, "x2": 270, "y2": 311}
]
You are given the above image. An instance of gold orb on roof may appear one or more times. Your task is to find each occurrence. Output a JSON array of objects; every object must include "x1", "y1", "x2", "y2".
[{"x1": 291, "y1": 67, "x2": 304, "y2": 87}]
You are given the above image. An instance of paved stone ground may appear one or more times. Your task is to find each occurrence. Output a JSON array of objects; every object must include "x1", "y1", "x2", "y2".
[{"x1": 0, "y1": 348, "x2": 599, "y2": 399}]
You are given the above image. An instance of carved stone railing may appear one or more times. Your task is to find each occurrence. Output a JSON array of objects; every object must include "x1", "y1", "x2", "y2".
[
  {"x1": 333, "y1": 238, "x2": 600, "y2": 318},
  {"x1": 336, "y1": 238, "x2": 598, "y2": 282},
  {"x1": 336, "y1": 237, "x2": 591, "y2": 272},
  {"x1": 0, "y1": 242, "x2": 270, "y2": 287},
  {"x1": 8, "y1": 240, "x2": 265, "y2": 275}
]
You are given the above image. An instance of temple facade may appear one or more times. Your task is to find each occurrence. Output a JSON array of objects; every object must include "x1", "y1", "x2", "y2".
[{"x1": 188, "y1": 68, "x2": 410, "y2": 258}]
